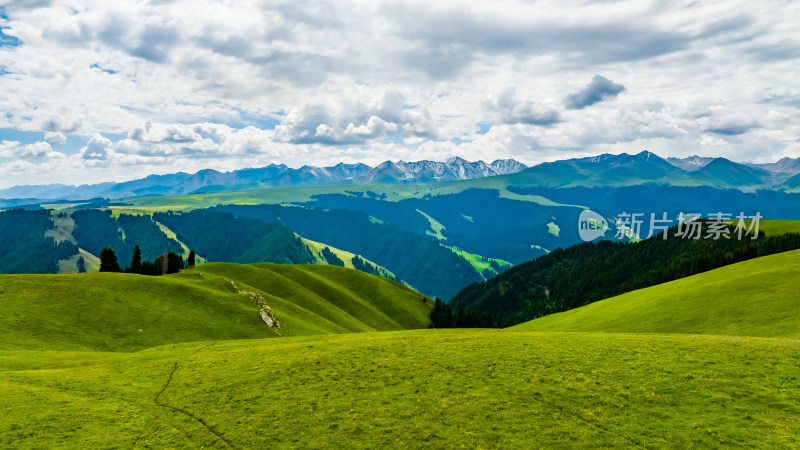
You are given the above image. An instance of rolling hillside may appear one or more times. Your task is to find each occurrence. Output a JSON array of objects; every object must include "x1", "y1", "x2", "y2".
[
  {"x1": 1, "y1": 331, "x2": 798, "y2": 448},
  {"x1": 153, "y1": 210, "x2": 315, "y2": 266},
  {"x1": 0, "y1": 263, "x2": 432, "y2": 352},
  {"x1": 512, "y1": 249, "x2": 800, "y2": 337}
]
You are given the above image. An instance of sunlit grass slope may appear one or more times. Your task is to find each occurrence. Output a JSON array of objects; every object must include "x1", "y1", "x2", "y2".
[
  {"x1": 1, "y1": 330, "x2": 798, "y2": 448},
  {"x1": 301, "y1": 236, "x2": 400, "y2": 279},
  {"x1": 513, "y1": 249, "x2": 800, "y2": 337},
  {"x1": 758, "y1": 219, "x2": 800, "y2": 235},
  {"x1": 0, "y1": 263, "x2": 432, "y2": 352}
]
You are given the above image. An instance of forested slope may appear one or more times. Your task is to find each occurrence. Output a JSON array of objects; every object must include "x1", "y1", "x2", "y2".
[{"x1": 449, "y1": 224, "x2": 800, "y2": 325}]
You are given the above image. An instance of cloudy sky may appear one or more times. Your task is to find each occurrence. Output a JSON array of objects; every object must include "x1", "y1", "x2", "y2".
[{"x1": 0, "y1": 0, "x2": 799, "y2": 187}]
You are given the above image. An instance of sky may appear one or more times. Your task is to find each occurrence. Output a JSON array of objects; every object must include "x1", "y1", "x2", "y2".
[{"x1": 0, "y1": 0, "x2": 799, "y2": 188}]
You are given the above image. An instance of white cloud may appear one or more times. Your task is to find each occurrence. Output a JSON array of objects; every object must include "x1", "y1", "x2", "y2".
[
  {"x1": 0, "y1": 140, "x2": 20, "y2": 159},
  {"x1": 274, "y1": 91, "x2": 437, "y2": 145},
  {"x1": 486, "y1": 88, "x2": 561, "y2": 126},
  {"x1": 117, "y1": 122, "x2": 282, "y2": 158},
  {"x1": 80, "y1": 134, "x2": 112, "y2": 160},
  {"x1": 0, "y1": 140, "x2": 65, "y2": 161},
  {"x1": 44, "y1": 131, "x2": 66, "y2": 144},
  {"x1": 18, "y1": 141, "x2": 58, "y2": 158},
  {"x1": 0, "y1": 0, "x2": 797, "y2": 186}
]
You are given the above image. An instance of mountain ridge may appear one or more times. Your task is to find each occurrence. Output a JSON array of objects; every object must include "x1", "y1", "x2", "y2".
[
  {"x1": 0, "y1": 157, "x2": 527, "y2": 200},
  {"x1": 667, "y1": 154, "x2": 800, "y2": 174},
  {"x1": 5, "y1": 151, "x2": 800, "y2": 201},
  {"x1": 499, "y1": 151, "x2": 799, "y2": 191}
]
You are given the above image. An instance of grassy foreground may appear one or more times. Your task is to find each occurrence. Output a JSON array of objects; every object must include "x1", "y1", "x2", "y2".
[
  {"x1": 1, "y1": 330, "x2": 798, "y2": 448},
  {"x1": 513, "y1": 249, "x2": 800, "y2": 337},
  {"x1": 3, "y1": 252, "x2": 799, "y2": 448}
]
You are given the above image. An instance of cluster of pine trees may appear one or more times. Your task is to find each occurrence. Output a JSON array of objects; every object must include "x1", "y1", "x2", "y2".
[
  {"x1": 320, "y1": 247, "x2": 344, "y2": 266},
  {"x1": 319, "y1": 247, "x2": 402, "y2": 283},
  {"x1": 99, "y1": 245, "x2": 196, "y2": 276},
  {"x1": 429, "y1": 298, "x2": 497, "y2": 328}
]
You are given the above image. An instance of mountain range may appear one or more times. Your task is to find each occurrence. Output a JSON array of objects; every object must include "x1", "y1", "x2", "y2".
[
  {"x1": 3, "y1": 151, "x2": 800, "y2": 202},
  {"x1": 498, "y1": 151, "x2": 800, "y2": 192},
  {"x1": 667, "y1": 155, "x2": 800, "y2": 173},
  {"x1": 0, "y1": 157, "x2": 527, "y2": 200}
]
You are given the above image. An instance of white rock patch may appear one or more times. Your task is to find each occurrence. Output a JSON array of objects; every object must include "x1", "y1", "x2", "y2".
[{"x1": 229, "y1": 281, "x2": 281, "y2": 331}]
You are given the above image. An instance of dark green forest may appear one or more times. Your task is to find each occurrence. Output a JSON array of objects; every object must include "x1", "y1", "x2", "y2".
[
  {"x1": 446, "y1": 224, "x2": 800, "y2": 327},
  {"x1": 154, "y1": 211, "x2": 314, "y2": 265},
  {"x1": 0, "y1": 209, "x2": 77, "y2": 274}
]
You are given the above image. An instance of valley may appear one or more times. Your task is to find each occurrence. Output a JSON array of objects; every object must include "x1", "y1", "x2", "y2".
[{"x1": 0, "y1": 263, "x2": 431, "y2": 352}]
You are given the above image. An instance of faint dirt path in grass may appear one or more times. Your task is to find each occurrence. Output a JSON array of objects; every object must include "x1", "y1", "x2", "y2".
[
  {"x1": 131, "y1": 342, "x2": 237, "y2": 449},
  {"x1": 161, "y1": 404, "x2": 237, "y2": 449},
  {"x1": 155, "y1": 362, "x2": 179, "y2": 406},
  {"x1": 530, "y1": 394, "x2": 648, "y2": 449}
]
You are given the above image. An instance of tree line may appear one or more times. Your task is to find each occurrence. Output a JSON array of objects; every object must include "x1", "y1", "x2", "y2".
[{"x1": 99, "y1": 245, "x2": 196, "y2": 275}]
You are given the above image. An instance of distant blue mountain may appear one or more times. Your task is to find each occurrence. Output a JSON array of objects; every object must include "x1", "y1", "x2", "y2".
[
  {"x1": 2, "y1": 151, "x2": 800, "y2": 201},
  {"x1": 501, "y1": 151, "x2": 798, "y2": 190},
  {"x1": 0, "y1": 158, "x2": 527, "y2": 200}
]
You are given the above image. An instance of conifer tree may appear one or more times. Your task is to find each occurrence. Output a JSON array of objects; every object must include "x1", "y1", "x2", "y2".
[
  {"x1": 99, "y1": 247, "x2": 121, "y2": 272},
  {"x1": 129, "y1": 245, "x2": 142, "y2": 273},
  {"x1": 166, "y1": 252, "x2": 184, "y2": 274}
]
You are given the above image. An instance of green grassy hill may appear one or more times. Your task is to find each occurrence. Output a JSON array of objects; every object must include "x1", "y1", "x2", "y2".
[
  {"x1": 758, "y1": 219, "x2": 800, "y2": 235},
  {"x1": 0, "y1": 263, "x2": 432, "y2": 352},
  {"x1": 1, "y1": 330, "x2": 798, "y2": 448},
  {"x1": 512, "y1": 249, "x2": 800, "y2": 337}
]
